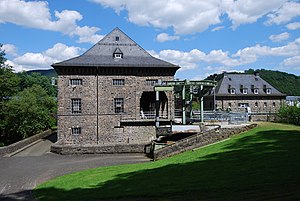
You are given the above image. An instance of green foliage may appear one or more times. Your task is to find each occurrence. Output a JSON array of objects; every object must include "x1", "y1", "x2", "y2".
[
  {"x1": 18, "y1": 72, "x2": 57, "y2": 97},
  {"x1": 0, "y1": 43, "x2": 57, "y2": 145},
  {"x1": 0, "y1": 44, "x2": 6, "y2": 65},
  {"x1": 192, "y1": 100, "x2": 200, "y2": 110},
  {"x1": 245, "y1": 69, "x2": 300, "y2": 95},
  {"x1": 0, "y1": 45, "x2": 20, "y2": 102},
  {"x1": 34, "y1": 123, "x2": 300, "y2": 201},
  {"x1": 0, "y1": 85, "x2": 57, "y2": 145},
  {"x1": 278, "y1": 105, "x2": 300, "y2": 125}
]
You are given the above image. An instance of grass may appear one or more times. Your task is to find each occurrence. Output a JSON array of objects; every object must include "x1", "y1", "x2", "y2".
[{"x1": 34, "y1": 122, "x2": 300, "y2": 201}]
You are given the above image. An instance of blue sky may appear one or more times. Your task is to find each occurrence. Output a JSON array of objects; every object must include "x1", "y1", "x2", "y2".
[{"x1": 1, "y1": 0, "x2": 300, "y2": 79}]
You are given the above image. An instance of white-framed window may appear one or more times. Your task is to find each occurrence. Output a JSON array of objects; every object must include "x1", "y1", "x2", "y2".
[
  {"x1": 113, "y1": 79, "x2": 125, "y2": 86},
  {"x1": 145, "y1": 79, "x2": 158, "y2": 86},
  {"x1": 263, "y1": 102, "x2": 267, "y2": 107},
  {"x1": 266, "y1": 89, "x2": 272, "y2": 94},
  {"x1": 230, "y1": 88, "x2": 236, "y2": 94},
  {"x1": 242, "y1": 89, "x2": 248, "y2": 94},
  {"x1": 114, "y1": 53, "x2": 122, "y2": 59},
  {"x1": 71, "y1": 127, "x2": 81, "y2": 135},
  {"x1": 254, "y1": 89, "x2": 259, "y2": 94},
  {"x1": 115, "y1": 36, "x2": 120, "y2": 41},
  {"x1": 69, "y1": 79, "x2": 82, "y2": 86},
  {"x1": 254, "y1": 102, "x2": 258, "y2": 107},
  {"x1": 114, "y1": 98, "x2": 124, "y2": 113},
  {"x1": 238, "y1": 103, "x2": 249, "y2": 108},
  {"x1": 71, "y1": 98, "x2": 81, "y2": 114}
]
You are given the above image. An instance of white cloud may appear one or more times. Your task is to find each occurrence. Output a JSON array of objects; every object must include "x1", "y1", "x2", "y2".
[
  {"x1": 281, "y1": 55, "x2": 300, "y2": 67},
  {"x1": 266, "y1": 1, "x2": 300, "y2": 25},
  {"x1": 234, "y1": 39, "x2": 300, "y2": 61},
  {"x1": 154, "y1": 49, "x2": 205, "y2": 71},
  {"x1": 92, "y1": 0, "x2": 222, "y2": 34},
  {"x1": 2, "y1": 44, "x2": 18, "y2": 56},
  {"x1": 149, "y1": 37, "x2": 300, "y2": 72},
  {"x1": 44, "y1": 43, "x2": 82, "y2": 61},
  {"x1": 269, "y1": 32, "x2": 290, "y2": 42},
  {"x1": 5, "y1": 60, "x2": 24, "y2": 72},
  {"x1": 156, "y1": 33, "x2": 179, "y2": 42},
  {"x1": 286, "y1": 22, "x2": 300, "y2": 30},
  {"x1": 0, "y1": 0, "x2": 103, "y2": 43},
  {"x1": 211, "y1": 26, "x2": 224, "y2": 32},
  {"x1": 10, "y1": 43, "x2": 83, "y2": 71},
  {"x1": 224, "y1": 0, "x2": 287, "y2": 29},
  {"x1": 91, "y1": 0, "x2": 293, "y2": 34}
]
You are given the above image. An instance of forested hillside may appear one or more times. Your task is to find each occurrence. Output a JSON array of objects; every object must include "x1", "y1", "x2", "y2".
[
  {"x1": 245, "y1": 69, "x2": 300, "y2": 96},
  {"x1": 26, "y1": 69, "x2": 57, "y2": 78},
  {"x1": 206, "y1": 69, "x2": 300, "y2": 96}
]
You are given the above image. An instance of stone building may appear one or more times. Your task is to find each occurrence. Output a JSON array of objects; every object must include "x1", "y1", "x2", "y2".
[
  {"x1": 204, "y1": 72, "x2": 286, "y2": 121},
  {"x1": 52, "y1": 27, "x2": 180, "y2": 148}
]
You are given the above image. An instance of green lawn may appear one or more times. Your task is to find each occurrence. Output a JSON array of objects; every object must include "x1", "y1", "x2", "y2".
[{"x1": 34, "y1": 122, "x2": 300, "y2": 201}]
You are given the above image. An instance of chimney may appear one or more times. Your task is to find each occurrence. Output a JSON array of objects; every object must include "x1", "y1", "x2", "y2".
[
  {"x1": 254, "y1": 71, "x2": 260, "y2": 77},
  {"x1": 223, "y1": 71, "x2": 228, "y2": 77}
]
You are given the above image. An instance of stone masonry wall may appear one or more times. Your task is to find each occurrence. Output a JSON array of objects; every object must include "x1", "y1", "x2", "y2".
[
  {"x1": 217, "y1": 98, "x2": 283, "y2": 113},
  {"x1": 57, "y1": 74, "x2": 173, "y2": 145},
  {"x1": 57, "y1": 75, "x2": 97, "y2": 145},
  {"x1": 153, "y1": 124, "x2": 257, "y2": 160}
]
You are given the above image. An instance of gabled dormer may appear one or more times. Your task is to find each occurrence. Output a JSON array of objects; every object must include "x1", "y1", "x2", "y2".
[
  {"x1": 251, "y1": 85, "x2": 259, "y2": 94},
  {"x1": 240, "y1": 85, "x2": 248, "y2": 94},
  {"x1": 228, "y1": 85, "x2": 236, "y2": 94},
  {"x1": 263, "y1": 85, "x2": 272, "y2": 94},
  {"x1": 113, "y1": 48, "x2": 123, "y2": 59}
]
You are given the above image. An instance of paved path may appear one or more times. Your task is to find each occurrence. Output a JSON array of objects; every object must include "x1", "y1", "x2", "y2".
[
  {"x1": 0, "y1": 153, "x2": 150, "y2": 201},
  {"x1": 12, "y1": 139, "x2": 53, "y2": 157}
]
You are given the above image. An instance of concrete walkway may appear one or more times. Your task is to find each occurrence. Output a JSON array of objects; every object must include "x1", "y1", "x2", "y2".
[{"x1": 0, "y1": 153, "x2": 150, "y2": 201}]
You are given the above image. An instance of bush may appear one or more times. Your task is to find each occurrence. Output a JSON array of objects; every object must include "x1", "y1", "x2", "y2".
[{"x1": 278, "y1": 105, "x2": 300, "y2": 126}]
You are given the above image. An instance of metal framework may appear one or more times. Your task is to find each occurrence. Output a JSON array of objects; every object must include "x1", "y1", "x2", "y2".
[{"x1": 154, "y1": 80, "x2": 216, "y2": 126}]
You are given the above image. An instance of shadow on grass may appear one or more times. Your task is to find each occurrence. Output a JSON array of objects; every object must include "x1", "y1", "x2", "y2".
[{"x1": 34, "y1": 129, "x2": 300, "y2": 201}]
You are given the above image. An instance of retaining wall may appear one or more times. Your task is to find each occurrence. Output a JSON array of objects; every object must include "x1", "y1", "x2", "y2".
[
  {"x1": 0, "y1": 129, "x2": 53, "y2": 156},
  {"x1": 51, "y1": 141, "x2": 148, "y2": 154},
  {"x1": 153, "y1": 124, "x2": 257, "y2": 160}
]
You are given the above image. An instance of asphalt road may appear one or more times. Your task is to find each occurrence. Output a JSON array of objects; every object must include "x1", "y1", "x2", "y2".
[{"x1": 0, "y1": 141, "x2": 150, "y2": 201}]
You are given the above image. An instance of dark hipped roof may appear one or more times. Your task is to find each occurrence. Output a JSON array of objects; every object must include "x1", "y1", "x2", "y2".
[
  {"x1": 52, "y1": 27, "x2": 180, "y2": 69},
  {"x1": 215, "y1": 73, "x2": 285, "y2": 96}
]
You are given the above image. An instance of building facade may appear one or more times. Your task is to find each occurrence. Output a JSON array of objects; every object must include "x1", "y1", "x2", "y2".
[
  {"x1": 52, "y1": 28, "x2": 179, "y2": 146},
  {"x1": 204, "y1": 72, "x2": 286, "y2": 121}
]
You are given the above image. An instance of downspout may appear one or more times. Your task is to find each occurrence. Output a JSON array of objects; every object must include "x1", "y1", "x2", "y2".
[{"x1": 96, "y1": 66, "x2": 99, "y2": 144}]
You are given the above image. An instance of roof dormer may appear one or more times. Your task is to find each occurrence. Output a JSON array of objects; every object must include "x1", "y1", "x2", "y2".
[
  {"x1": 228, "y1": 85, "x2": 236, "y2": 94},
  {"x1": 263, "y1": 85, "x2": 272, "y2": 94},
  {"x1": 113, "y1": 48, "x2": 123, "y2": 59}
]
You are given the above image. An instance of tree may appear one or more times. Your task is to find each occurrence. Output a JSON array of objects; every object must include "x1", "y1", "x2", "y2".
[
  {"x1": 0, "y1": 44, "x2": 20, "y2": 101},
  {"x1": 18, "y1": 71, "x2": 57, "y2": 97},
  {"x1": 0, "y1": 85, "x2": 57, "y2": 145}
]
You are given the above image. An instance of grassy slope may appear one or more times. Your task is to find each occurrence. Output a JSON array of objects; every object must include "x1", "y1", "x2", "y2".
[{"x1": 34, "y1": 123, "x2": 300, "y2": 201}]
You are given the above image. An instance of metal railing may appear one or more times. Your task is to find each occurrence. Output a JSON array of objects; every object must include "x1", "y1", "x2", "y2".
[
  {"x1": 121, "y1": 111, "x2": 168, "y2": 121},
  {"x1": 174, "y1": 110, "x2": 249, "y2": 124}
]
